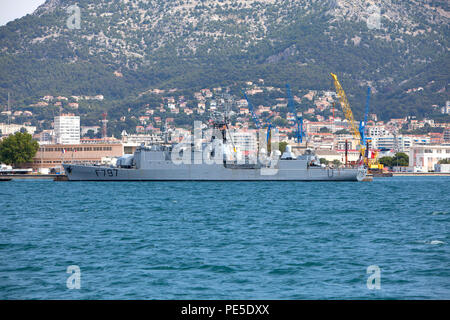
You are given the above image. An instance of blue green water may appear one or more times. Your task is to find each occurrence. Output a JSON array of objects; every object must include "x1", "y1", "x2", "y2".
[{"x1": 0, "y1": 177, "x2": 449, "y2": 299}]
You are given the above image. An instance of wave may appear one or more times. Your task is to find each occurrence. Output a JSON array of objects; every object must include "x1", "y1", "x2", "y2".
[
  {"x1": 426, "y1": 240, "x2": 446, "y2": 245},
  {"x1": 431, "y1": 211, "x2": 448, "y2": 215}
]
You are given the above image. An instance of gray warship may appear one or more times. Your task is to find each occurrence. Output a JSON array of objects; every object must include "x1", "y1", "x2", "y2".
[{"x1": 63, "y1": 114, "x2": 366, "y2": 182}]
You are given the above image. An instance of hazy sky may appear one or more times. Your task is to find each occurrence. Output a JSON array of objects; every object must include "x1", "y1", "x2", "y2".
[{"x1": 0, "y1": 0, "x2": 46, "y2": 26}]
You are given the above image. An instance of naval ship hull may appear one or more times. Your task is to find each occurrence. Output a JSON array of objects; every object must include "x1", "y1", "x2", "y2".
[{"x1": 63, "y1": 162, "x2": 366, "y2": 182}]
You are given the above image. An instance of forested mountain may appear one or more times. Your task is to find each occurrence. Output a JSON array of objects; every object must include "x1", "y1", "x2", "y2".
[{"x1": 0, "y1": 0, "x2": 448, "y2": 122}]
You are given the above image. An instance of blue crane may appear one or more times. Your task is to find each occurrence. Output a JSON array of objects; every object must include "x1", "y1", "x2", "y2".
[
  {"x1": 243, "y1": 92, "x2": 261, "y2": 129},
  {"x1": 266, "y1": 123, "x2": 273, "y2": 145},
  {"x1": 359, "y1": 87, "x2": 371, "y2": 146},
  {"x1": 286, "y1": 84, "x2": 305, "y2": 143}
]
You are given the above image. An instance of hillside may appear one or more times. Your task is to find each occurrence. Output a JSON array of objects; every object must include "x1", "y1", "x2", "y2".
[{"x1": 0, "y1": 0, "x2": 448, "y2": 128}]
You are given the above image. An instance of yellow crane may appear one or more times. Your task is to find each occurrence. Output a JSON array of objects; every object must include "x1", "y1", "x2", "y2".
[{"x1": 330, "y1": 73, "x2": 365, "y2": 160}]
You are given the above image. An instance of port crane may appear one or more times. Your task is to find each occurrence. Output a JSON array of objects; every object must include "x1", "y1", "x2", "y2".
[
  {"x1": 286, "y1": 84, "x2": 306, "y2": 143},
  {"x1": 359, "y1": 87, "x2": 371, "y2": 147},
  {"x1": 358, "y1": 87, "x2": 381, "y2": 168},
  {"x1": 243, "y1": 92, "x2": 261, "y2": 129},
  {"x1": 330, "y1": 73, "x2": 365, "y2": 160}
]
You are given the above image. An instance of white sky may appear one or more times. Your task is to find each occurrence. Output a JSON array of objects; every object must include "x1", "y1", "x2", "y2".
[{"x1": 0, "y1": 0, "x2": 46, "y2": 26}]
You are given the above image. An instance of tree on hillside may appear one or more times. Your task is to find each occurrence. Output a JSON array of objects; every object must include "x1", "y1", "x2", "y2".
[
  {"x1": 273, "y1": 118, "x2": 288, "y2": 127},
  {"x1": 85, "y1": 129, "x2": 96, "y2": 139},
  {"x1": 0, "y1": 132, "x2": 39, "y2": 166},
  {"x1": 335, "y1": 129, "x2": 350, "y2": 135}
]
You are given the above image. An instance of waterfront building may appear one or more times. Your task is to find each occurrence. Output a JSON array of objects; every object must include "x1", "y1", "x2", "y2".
[
  {"x1": 315, "y1": 149, "x2": 361, "y2": 164},
  {"x1": 409, "y1": 144, "x2": 450, "y2": 172},
  {"x1": 54, "y1": 115, "x2": 80, "y2": 144},
  {"x1": 434, "y1": 163, "x2": 450, "y2": 173},
  {"x1": 31, "y1": 139, "x2": 123, "y2": 171},
  {"x1": 370, "y1": 135, "x2": 413, "y2": 152}
]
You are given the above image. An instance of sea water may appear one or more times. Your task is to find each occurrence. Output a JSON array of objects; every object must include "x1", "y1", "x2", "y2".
[{"x1": 0, "y1": 177, "x2": 448, "y2": 299}]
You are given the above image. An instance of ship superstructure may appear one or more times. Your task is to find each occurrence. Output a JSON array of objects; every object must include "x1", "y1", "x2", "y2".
[{"x1": 63, "y1": 112, "x2": 366, "y2": 182}]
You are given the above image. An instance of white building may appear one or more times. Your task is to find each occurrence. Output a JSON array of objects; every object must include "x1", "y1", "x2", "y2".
[
  {"x1": 54, "y1": 115, "x2": 80, "y2": 144},
  {"x1": 367, "y1": 126, "x2": 389, "y2": 138},
  {"x1": 39, "y1": 130, "x2": 54, "y2": 144},
  {"x1": 81, "y1": 126, "x2": 100, "y2": 136},
  {"x1": 435, "y1": 163, "x2": 450, "y2": 173},
  {"x1": 0, "y1": 123, "x2": 36, "y2": 135},
  {"x1": 409, "y1": 144, "x2": 450, "y2": 172},
  {"x1": 441, "y1": 101, "x2": 450, "y2": 114},
  {"x1": 370, "y1": 135, "x2": 413, "y2": 152},
  {"x1": 230, "y1": 130, "x2": 259, "y2": 155},
  {"x1": 444, "y1": 128, "x2": 450, "y2": 143}
]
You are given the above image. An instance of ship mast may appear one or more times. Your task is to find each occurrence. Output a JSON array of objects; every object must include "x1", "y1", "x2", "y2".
[{"x1": 209, "y1": 93, "x2": 237, "y2": 153}]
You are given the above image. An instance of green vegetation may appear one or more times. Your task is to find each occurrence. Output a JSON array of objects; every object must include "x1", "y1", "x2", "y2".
[
  {"x1": 438, "y1": 158, "x2": 450, "y2": 164},
  {"x1": 0, "y1": 0, "x2": 448, "y2": 130},
  {"x1": 400, "y1": 123, "x2": 445, "y2": 135},
  {"x1": 332, "y1": 159, "x2": 342, "y2": 167},
  {"x1": 335, "y1": 129, "x2": 350, "y2": 135},
  {"x1": 278, "y1": 141, "x2": 288, "y2": 154},
  {"x1": 273, "y1": 118, "x2": 289, "y2": 128},
  {"x1": 379, "y1": 152, "x2": 409, "y2": 167},
  {"x1": 0, "y1": 132, "x2": 39, "y2": 166}
]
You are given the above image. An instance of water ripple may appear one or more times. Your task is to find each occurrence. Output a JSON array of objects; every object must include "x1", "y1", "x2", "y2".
[{"x1": 0, "y1": 177, "x2": 449, "y2": 299}]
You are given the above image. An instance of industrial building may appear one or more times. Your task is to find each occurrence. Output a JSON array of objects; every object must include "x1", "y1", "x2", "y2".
[
  {"x1": 31, "y1": 139, "x2": 123, "y2": 173},
  {"x1": 409, "y1": 144, "x2": 450, "y2": 172}
]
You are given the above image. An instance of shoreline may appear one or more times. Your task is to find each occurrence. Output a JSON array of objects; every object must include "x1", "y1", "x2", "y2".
[
  {"x1": 1, "y1": 173, "x2": 449, "y2": 181},
  {"x1": 0, "y1": 174, "x2": 62, "y2": 180},
  {"x1": 392, "y1": 172, "x2": 450, "y2": 177}
]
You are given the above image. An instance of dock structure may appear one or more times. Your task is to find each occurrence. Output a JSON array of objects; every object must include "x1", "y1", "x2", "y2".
[
  {"x1": 0, "y1": 174, "x2": 63, "y2": 180},
  {"x1": 54, "y1": 175, "x2": 69, "y2": 181},
  {"x1": 392, "y1": 172, "x2": 450, "y2": 177}
]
